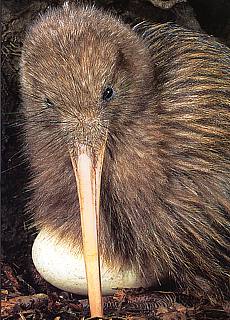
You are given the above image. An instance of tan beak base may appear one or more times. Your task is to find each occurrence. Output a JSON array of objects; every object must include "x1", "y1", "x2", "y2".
[{"x1": 70, "y1": 145, "x2": 105, "y2": 318}]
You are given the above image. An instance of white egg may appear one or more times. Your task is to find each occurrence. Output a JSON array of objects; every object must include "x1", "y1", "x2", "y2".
[{"x1": 32, "y1": 229, "x2": 149, "y2": 295}]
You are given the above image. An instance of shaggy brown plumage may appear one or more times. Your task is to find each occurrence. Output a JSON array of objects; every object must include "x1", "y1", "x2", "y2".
[{"x1": 20, "y1": 3, "x2": 230, "y2": 301}]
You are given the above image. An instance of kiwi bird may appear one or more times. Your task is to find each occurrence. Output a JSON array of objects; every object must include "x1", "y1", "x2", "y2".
[{"x1": 20, "y1": 3, "x2": 230, "y2": 317}]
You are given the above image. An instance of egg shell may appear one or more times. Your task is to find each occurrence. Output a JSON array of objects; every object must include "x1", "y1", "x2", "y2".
[{"x1": 32, "y1": 229, "x2": 149, "y2": 295}]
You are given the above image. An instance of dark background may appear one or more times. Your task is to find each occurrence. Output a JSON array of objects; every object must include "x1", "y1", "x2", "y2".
[{"x1": 1, "y1": 0, "x2": 230, "y2": 317}]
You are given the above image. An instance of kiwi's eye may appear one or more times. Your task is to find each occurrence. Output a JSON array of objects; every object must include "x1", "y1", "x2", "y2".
[
  {"x1": 44, "y1": 98, "x2": 54, "y2": 108},
  {"x1": 102, "y1": 86, "x2": 115, "y2": 102}
]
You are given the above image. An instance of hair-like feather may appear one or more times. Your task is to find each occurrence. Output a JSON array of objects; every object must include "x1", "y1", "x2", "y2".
[{"x1": 20, "y1": 4, "x2": 230, "y2": 301}]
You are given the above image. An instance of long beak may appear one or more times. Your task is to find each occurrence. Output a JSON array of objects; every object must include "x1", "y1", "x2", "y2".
[{"x1": 70, "y1": 144, "x2": 105, "y2": 318}]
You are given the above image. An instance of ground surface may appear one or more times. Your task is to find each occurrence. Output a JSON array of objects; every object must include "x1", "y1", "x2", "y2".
[{"x1": 1, "y1": 0, "x2": 230, "y2": 319}]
